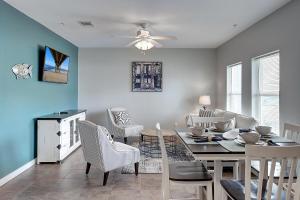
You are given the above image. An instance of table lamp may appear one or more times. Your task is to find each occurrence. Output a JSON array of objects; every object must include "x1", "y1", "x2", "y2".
[{"x1": 199, "y1": 95, "x2": 211, "y2": 110}]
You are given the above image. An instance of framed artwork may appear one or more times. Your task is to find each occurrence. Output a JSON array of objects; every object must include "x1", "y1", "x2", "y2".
[{"x1": 132, "y1": 61, "x2": 162, "y2": 92}]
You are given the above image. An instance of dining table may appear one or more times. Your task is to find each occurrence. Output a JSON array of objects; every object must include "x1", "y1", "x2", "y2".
[{"x1": 175, "y1": 128, "x2": 298, "y2": 200}]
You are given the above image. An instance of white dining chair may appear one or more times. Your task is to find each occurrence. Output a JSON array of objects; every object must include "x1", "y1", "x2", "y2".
[
  {"x1": 221, "y1": 145, "x2": 300, "y2": 200},
  {"x1": 283, "y1": 123, "x2": 300, "y2": 143},
  {"x1": 156, "y1": 123, "x2": 213, "y2": 200},
  {"x1": 251, "y1": 123, "x2": 300, "y2": 179},
  {"x1": 78, "y1": 120, "x2": 140, "y2": 186}
]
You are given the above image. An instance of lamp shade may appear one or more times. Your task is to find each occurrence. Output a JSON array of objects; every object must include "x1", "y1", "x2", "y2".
[{"x1": 199, "y1": 95, "x2": 211, "y2": 105}]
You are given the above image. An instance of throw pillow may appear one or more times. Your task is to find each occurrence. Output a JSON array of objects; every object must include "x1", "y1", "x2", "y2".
[
  {"x1": 112, "y1": 111, "x2": 132, "y2": 126},
  {"x1": 214, "y1": 118, "x2": 235, "y2": 132},
  {"x1": 198, "y1": 109, "x2": 215, "y2": 128}
]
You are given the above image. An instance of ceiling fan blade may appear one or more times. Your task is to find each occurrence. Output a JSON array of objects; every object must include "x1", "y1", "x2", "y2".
[
  {"x1": 149, "y1": 39, "x2": 162, "y2": 48},
  {"x1": 126, "y1": 39, "x2": 142, "y2": 47},
  {"x1": 149, "y1": 35, "x2": 177, "y2": 40},
  {"x1": 115, "y1": 35, "x2": 140, "y2": 39}
]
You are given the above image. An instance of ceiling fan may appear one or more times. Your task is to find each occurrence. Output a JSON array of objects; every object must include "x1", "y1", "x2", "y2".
[{"x1": 120, "y1": 23, "x2": 177, "y2": 51}]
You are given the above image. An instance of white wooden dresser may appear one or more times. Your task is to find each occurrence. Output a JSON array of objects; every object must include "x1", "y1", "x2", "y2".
[{"x1": 36, "y1": 110, "x2": 86, "y2": 164}]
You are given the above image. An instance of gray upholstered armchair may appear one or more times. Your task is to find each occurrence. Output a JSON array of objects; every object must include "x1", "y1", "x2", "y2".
[
  {"x1": 107, "y1": 107, "x2": 143, "y2": 143},
  {"x1": 78, "y1": 120, "x2": 140, "y2": 186}
]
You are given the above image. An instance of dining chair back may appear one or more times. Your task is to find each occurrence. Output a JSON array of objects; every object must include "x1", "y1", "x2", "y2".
[
  {"x1": 283, "y1": 123, "x2": 300, "y2": 144},
  {"x1": 156, "y1": 123, "x2": 170, "y2": 200},
  {"x1": 156, "y1": 123, "x2": 213, "y2": 200},
  {"x1": 245, "y1": 145, "x2": 300, "y2": 200}
]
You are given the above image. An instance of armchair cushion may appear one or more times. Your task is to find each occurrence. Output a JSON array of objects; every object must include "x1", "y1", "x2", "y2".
[
  {"x1": 103, "y1": 140, "x2": 140, "y2": 171},
  {"x1": 97, "y1": 125, "x2": 140, "y2": 171},
  {"x1": 113, "y1": 142, "x2": 140, "y2": 164},
  {"x1": 124, "y1": 125, "x2": 144, "y2": 137}
]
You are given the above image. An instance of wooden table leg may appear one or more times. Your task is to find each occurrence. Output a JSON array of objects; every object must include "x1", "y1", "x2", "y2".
[{"x1": 214, "y1": 160, "x2": 223, "y2": 200}]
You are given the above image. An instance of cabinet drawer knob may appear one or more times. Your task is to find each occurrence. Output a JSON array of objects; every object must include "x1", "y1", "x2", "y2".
[
  {"x1": 57, "y1": 131, "x2": 61, "y2": 136},
  {"x1": 57, "y1": 144, "x2": 61, "y2": 149}
]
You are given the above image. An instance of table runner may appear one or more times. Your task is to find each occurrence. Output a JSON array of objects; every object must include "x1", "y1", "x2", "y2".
[
  {"x1": 177, "y1": 131, "x2": 218, "y2": 145},
  {"x1": 266, "y1": 135, "x2": 294, "y2": 143},
  {"x1": 217, "y1": 140, "x2": 245, "y2": 152}
]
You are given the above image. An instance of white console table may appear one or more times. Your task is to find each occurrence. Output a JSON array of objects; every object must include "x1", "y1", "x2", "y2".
[{"x1": 36, "y1": 110, "x2": 86, "y2": 164}]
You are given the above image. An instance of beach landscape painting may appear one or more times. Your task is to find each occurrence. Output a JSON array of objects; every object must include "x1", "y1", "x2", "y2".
[{"x1": 42, "y1": 46, "x2": 69, "y2": 83}]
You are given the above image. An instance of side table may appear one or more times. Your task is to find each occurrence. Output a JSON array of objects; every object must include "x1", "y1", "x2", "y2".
[{"x1": 140, "y1": 129, "x2": 177, "y2": 158}]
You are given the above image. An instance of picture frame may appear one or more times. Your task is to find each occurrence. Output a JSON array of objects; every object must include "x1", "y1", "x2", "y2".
[{"x1": 132, "y1": 61, "x2": 162, "y2": 92}]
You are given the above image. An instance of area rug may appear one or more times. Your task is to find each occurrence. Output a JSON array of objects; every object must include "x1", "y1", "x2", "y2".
[{"x1": 121, "y1": 140, "x2": 194, "y2": 174}]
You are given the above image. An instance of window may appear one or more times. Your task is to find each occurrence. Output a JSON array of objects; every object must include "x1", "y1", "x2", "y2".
[
  {"x1": 227, "y1": 63, "x2": 242, "y2": 114},
  {"x1": 252, "y1": 51, "x2": 280, "y2": 134}
]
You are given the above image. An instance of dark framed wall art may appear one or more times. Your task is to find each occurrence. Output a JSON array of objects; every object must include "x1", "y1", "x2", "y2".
[{"x1": 132, "y1": 61, "x2": 162, "y2": 92}]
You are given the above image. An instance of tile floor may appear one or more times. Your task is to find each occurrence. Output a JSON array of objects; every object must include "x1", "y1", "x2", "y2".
[{"x1": 0, "y1": 148, "x2": 202, "y2": 200}]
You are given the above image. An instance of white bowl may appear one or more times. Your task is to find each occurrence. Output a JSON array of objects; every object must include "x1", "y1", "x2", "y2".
[
  {"x1": 190, "y1": 127, "x2": 205, "y2": 136},
  {"x1": 239, "y1": 132, "x2": 260, "y2": 144},
  {"x1": 255, "y1": 126, "x2": 272, "y2": 135}
]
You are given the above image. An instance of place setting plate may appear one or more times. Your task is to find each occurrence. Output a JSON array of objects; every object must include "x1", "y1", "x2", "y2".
[
  {"x1": 222, "y1": 129, "x2": 240, "y2": 140},
  {"x1": 260, "y1": 133, "x2": 276, "y2": 139},
  {"x1": 234, "y1": 135, "x2": 265, "y2": 146}
]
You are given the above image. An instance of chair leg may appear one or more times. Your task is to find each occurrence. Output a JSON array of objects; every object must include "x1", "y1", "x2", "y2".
[
  {"x1": 124, "y1": 137, "x2": 128, "y2": 144},
  {"x1": 206, "y1": 183, "x2": 213, "y2": 200},
  {"x1": 233, "y1": 162, "x2": 239, "y2": 180},
  {"x1": 103, "y1": 171, "x2": 109, "y2": 186},
  {"x1": 202, "y1": 160, "x2": 208, "y2": 168},
  {"x1": 197, "y1": 186, "x2": 203, "y2": 199},
  {"x1": 134, "y1": 162, "x2": 139, "y2": 176},
  {"x1": 85, "y1": 162, "x2": 91, "y2": 175}
]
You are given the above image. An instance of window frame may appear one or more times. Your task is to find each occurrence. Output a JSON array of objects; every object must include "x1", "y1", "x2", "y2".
[
  {"x1": 226, "y1": 62, "x2": 242, "y2": 114},
  {"x1": 252, "y1": 50, "x2": 280, "y2": 134}
]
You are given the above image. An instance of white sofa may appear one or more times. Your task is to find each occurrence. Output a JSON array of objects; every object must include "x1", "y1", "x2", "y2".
[
  {"x1": 186, "y1": 109, "x2": 258, "y2": 130},
  {"x1": 186, "y1": 109, "x2": 259, "y2": 179}
]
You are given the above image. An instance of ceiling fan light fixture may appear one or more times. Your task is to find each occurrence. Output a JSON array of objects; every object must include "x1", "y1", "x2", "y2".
[{"x1": 134, "y1": 39, "x2": 154, "y2": 51}]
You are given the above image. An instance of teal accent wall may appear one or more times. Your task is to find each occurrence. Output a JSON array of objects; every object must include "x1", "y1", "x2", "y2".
[{"x1": 0, "y1": 2, "x2": 78, "y2": 179}]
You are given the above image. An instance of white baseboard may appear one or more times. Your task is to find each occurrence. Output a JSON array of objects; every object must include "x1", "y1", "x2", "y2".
[{"x1": 0, "y1": 159, "x2": 36, "y2": 187}]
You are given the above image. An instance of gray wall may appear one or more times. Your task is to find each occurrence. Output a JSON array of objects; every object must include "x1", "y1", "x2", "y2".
[
  {"x1": 216, "y1": 0, "x2": 300, "y2": 130},
  {"x1": 79, "y1": 48, "x2": 216, "y2": 129}
]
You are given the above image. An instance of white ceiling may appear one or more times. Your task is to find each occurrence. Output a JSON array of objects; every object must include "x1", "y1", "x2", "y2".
[{"x1": 5, "y1": 0, "x2": 290, "y2": 48}]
